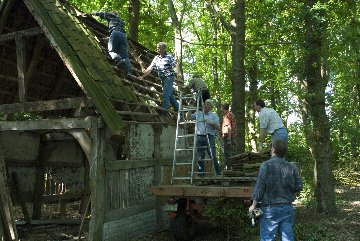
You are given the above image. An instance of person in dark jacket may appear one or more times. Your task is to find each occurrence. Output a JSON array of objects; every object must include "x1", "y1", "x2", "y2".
[
  {"x1": 249, "y1": 140, "x2": 302, "y2": 241},
  {"x1": 90, "y1": 11, "x2": 131, "y2": 75}
]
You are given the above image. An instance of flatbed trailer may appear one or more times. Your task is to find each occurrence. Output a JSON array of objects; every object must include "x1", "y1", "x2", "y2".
[{"x1": 150, "y1": 177, "x2": 256, "y2": 241}]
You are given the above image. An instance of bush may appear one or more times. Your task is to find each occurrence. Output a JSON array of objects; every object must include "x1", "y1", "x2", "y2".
[
  {"x1": 204, "y1": 198, "x2": 258, "y2": 240},
  {"x1": 294, "y1": 223, "x2": 336, "y2": 241}
]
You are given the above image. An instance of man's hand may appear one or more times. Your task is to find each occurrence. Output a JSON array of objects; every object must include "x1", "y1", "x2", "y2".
[
  {"x1": 205, "y1": 119, "x2": 215, "y2": 125},
  {"x1": 248, "y1": 199, "x2": 258, "y2": 214}
]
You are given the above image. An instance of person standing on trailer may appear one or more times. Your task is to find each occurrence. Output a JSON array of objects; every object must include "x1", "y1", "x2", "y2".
[
  {"x1": 187, "y1": 99, "x2": 221, "y2": 176},
  {"x1": 221, "y1": 102, "x2": 237, "y2": 169},
  {"x1": 253, "y1": 99, "x2": 288, "y2": 152}
]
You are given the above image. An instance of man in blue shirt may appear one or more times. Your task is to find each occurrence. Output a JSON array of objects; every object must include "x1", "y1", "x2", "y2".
[
  {"x1": 90, "y1": 11, "x2": 131, "y2": 75},
  {"x1": 187, "y1": 99, "x2": 221, "y2": 176},
  {"x1": 249, "y1": 140, "x2": 302, "y2": 241},
  {"x1": 141, "y1": 42, "x2": 179, "y2": 114}
]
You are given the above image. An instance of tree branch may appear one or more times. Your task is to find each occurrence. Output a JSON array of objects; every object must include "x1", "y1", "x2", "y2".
[{"x1": 206, "y1": 0, "x2": 232, "y2": 32}]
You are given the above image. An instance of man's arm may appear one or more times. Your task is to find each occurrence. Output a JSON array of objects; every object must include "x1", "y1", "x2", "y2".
[
  {"x1": 141, "y1": 65, "x2": 152, "y2": 79},
  {"x1": 258, "y1": 128, "x2": 266, "y2": 151},
  {"x1": 249, "y1": 163, "x2": 267, "y2": 213},
  {"x1": 91, "y1": 12, "x2": 109, "y2": 21},
  {"x1": 206, "y1": 114, "x2": 220, "y2": 130}
]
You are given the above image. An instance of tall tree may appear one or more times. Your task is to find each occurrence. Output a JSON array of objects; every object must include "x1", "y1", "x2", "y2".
[
  {"x1": 300, "y1": 0, "x2": 336, "y2": 213},
  {"x1": 128, "y1": 0, "x2": 140, "y2": 41},
  {"x1": 208, "y1": 0, "x2": 246, "y2": 153},
  {"x1": 167, "y1": 0, "x2": 187, "y2": 80}
]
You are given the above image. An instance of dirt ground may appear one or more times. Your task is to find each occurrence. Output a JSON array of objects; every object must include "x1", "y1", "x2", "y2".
[{"x1": 15, "y1": 184, "x2": 359, "y2": 241}]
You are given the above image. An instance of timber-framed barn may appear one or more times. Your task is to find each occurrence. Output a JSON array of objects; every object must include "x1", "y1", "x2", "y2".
[{"x1": 0, "y1": 0, "x2": 184, "y2": 240}]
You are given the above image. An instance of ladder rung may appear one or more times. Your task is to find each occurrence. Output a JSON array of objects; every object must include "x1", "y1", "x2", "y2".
[
  {"x1": 175, "y1": 162, "x2": 192, "y2": 165},
  {"x1": 177, "y1": 134, "x2": 195, "y2": 138},
  {"x1": 179, "y1": 121, "x2": 196, "y2": 124},
  {"x1": 199, "y1": 158, "x2": 213, "y2": 161},
  {"x1": 180, "y1": 107, "x2": 197, "y2": 111},
  {"x1": 181, "y1": 94, "x2": 197, "y2": 98},
  {"x1": 172, "y1": 176, "x2": 192, "y2": 180},
  {"x1": 175, "y1": 148, "x2": 194, "y2": 151}
]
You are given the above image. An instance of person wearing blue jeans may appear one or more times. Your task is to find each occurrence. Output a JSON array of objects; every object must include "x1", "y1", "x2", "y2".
[
  {"x1": 254, "y1": 99, "x2": 288, "y2": 152},
  {"x1": 141, "y1": 42, "x2": 179, "y2": 114},
  {"x1": 108, "y1": 30, "x2": 131, "y2": 75},
  {"x1": 188, "y1": 99, "x2": 221, "y2": 176},
  {"x1": 196, "y1": 134, "x2": 221, "y2": 175},
  {"x1": 161, "y1": 74, "x2": 179, "y2": 112},
  {"x1": 249, "y1": 140, "x2": 302, "y2": 241},
  {"x1": 90, "y1": 11, "x2": 131, "y2": 75}
]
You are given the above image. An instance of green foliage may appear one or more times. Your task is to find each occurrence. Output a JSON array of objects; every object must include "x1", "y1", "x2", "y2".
[
  {"x1": 68, "y1": 0, "x2": 360, "y2": 188},
  {"x1": 204, "y1": 198, "x2": 258, "y2": 240},
  {"x1": 294, "y1": 223, "x2": 336, "y2": 241}
]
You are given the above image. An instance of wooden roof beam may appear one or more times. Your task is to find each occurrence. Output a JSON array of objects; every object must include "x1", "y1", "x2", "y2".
[
  {"x1": 0, "y1": 97, "x2": 92, "y2": 114},
  {"x1": 15, "y1": 34, "x2": 26, "y2": 103},
  {"x1": 0, "y1": 27, "x2": 42, "y2": 42}
]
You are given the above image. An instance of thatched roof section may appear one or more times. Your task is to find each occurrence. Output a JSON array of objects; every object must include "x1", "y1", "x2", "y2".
[{"x1": 0, "y1": 0, "x2": 178, "y2": 132}]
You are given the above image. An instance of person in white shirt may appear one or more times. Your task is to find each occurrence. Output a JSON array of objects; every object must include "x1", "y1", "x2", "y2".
[
  {"x1": 254, "y1": 99, "x2": 288, "y2": 152},
  {"x1": 187, "y1": 99, "x2": 221, "y2": 175}
]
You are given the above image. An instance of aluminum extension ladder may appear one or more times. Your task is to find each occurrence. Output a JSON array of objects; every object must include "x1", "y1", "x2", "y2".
[{"x1": 171, "y1": 91, "x2": 216, "y2": 184}]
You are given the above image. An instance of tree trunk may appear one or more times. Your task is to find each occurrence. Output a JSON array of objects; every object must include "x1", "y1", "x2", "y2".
[
  {"x1": 301, "y1": 0, "x2": 336, "y2": 213},
  {"x1": 352, "y1": 59, "x2": 360, "y2": 158},
  {"x1": 128, "y1": 0, "x2": 140, "y2": 41},
  {"x1": 231, "y1": 0, "x2": 246, "y2": 153},
  {"x1": 209, "y1": 12, "x2": 221, "y2": 113},
  {"x1": 247, "y1": 49, "x2": 258, "y2": 151},
  {"x1": 167, "y1": 0, "x2": 184, "y2": 83}
]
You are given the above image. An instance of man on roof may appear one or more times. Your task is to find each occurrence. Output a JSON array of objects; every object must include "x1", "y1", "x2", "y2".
[
  {"x1": 89, "y1": 10, "x2": 131, "y2": 75},
  {"x1": 141, "y1": 42, "x2": 179, "y2": 115}
]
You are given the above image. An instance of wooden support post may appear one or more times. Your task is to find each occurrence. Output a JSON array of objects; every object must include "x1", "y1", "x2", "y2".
[
  {"x1": 11, "y1": 173, "x2": 32, "y2": 230},
  {"x1": 59, "y1": 199, "x2": 67, "y2": 216},
  {"x1": 67, "y1": 130, "x2": 91, "y2": 214},
  {"x1": 32, "y1": 142, "x2": 55, "y2": 219},
  {"x1": 0, "y1": 144, "x2": 18, "y2": 241},
  {"x1": 153, "y1": 125, "x2": 163, "y2": 231},
  {"x1": 15, "y1": 34, "x2": 26, "y2": 103},
  {"x1": 88, "y1": 117, "x2": 106, "y2": 241},
  {"x1": 79, "y1": 155, "x2": 90, "y2": 214},
  {"x1": 0, "y1": 213, "x2": 4, "y2": 241}
]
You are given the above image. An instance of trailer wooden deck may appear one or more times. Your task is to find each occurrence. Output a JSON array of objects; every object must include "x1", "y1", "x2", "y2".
[{"x1": 150, "y1": 176, "x2": 256, "y2": 198}]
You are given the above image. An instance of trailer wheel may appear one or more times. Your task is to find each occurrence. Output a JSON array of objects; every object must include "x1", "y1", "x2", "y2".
[{"x1": 170, "y1": 212, "x2": 197, "y2": 241}]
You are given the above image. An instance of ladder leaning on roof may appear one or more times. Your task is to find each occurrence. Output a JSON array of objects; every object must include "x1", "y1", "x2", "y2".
[{"x1": 171, "y1": 91, "x2": 216, "y2": 184}]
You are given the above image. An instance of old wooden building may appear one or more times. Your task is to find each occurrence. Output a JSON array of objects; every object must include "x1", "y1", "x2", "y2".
[{"x1": 0, "y1": 0, "x2": 183, "y2": 240}]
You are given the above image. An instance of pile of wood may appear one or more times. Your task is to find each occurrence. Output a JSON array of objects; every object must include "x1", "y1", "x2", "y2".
[{"x1": 223, "y1": 151, "x2": 271, "y2": 177}]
